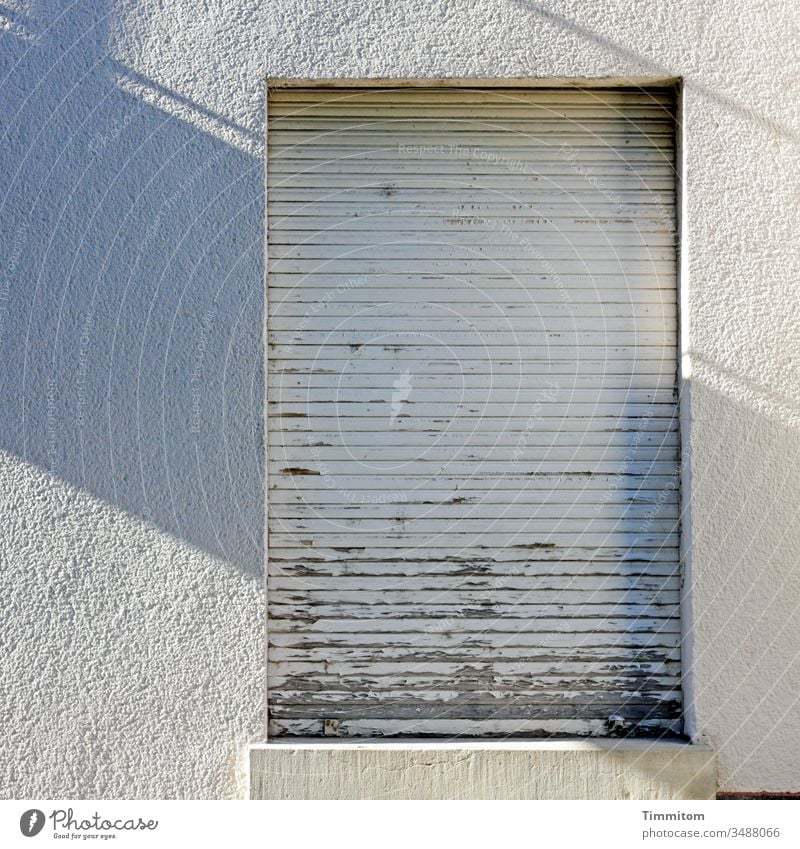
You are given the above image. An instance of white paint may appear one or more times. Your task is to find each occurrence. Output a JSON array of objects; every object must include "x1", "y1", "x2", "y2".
[
  {"x1": 266, "y1": 84, "x2": 679, "y2": 737},
  {"x1": 249, "y1": 739, "x2": 716, "y2": 799},
  {"x1": 1, "y1": 0, "x2": 798, "y2": 796}
]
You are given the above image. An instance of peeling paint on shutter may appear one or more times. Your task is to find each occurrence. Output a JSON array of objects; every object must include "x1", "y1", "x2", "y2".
[{"x1": 266, "y1": 86, "x2": 680, "y2": 737}]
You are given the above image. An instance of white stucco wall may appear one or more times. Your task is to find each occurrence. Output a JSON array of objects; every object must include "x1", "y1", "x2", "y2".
[{"x1": 1, "y1": 0, "x2": 798, "y2": 798}]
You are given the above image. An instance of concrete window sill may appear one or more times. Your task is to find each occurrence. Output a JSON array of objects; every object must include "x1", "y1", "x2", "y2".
[{"x1": 249, "y1": 738, "x2": 716, "y2": 800}]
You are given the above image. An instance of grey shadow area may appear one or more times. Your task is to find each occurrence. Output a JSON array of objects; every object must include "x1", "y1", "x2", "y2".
[
  {"x1": 0, "y1": 2, "x2": 265, "y2": 579},
  {"x1": 0, "y1": 1, "x2": 266, "y2": 798}
]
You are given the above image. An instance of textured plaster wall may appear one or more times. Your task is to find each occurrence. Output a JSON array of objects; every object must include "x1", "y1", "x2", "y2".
[{"x1": 1, "y1": 0, "x2": 799, "y2": 798}]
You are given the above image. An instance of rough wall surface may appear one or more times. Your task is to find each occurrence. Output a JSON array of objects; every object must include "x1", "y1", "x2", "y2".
[{"x1": 0, "y1": 0, "x2": 798, "y2": 797}]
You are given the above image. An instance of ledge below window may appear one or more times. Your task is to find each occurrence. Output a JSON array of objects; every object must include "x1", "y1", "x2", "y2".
[{"x1": 248, "y1": 738, "x2": 716, "y2": 800}]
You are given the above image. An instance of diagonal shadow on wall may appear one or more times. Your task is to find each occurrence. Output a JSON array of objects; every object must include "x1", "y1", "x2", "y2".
[{"x1": 0, "y1": 1, "x2": 265, "y2": 580}]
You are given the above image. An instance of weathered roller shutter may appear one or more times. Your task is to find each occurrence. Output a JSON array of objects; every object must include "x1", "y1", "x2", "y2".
[{"x1": 266, "y1": 86, "x2": 680, "y2": 737}]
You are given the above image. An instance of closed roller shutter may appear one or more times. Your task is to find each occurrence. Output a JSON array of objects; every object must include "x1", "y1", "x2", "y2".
[{"x1": 267, "y1": 86, "x2": 680, "y2": 737}]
